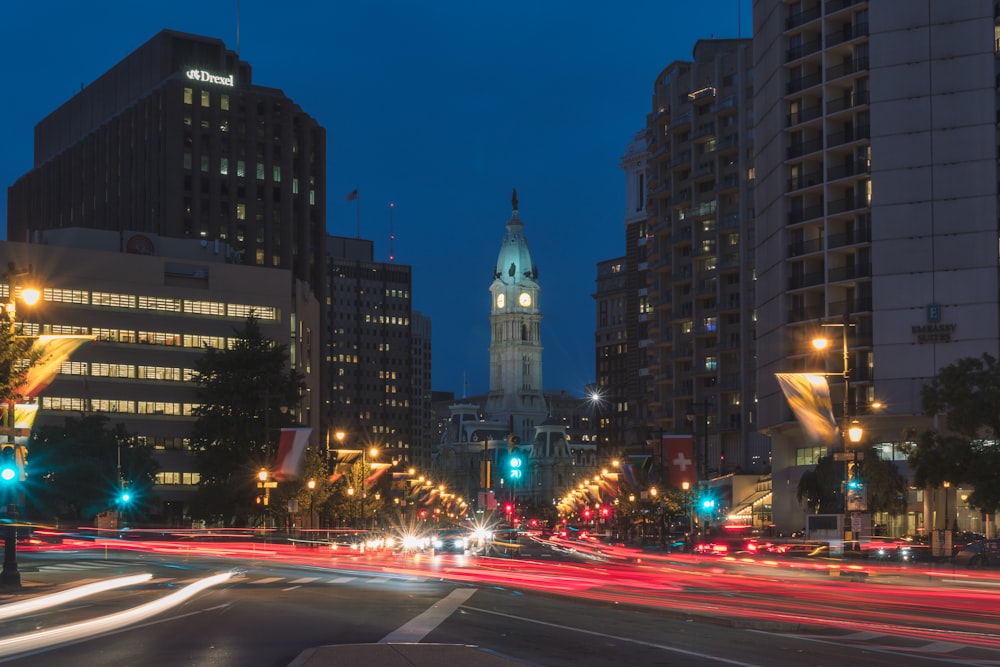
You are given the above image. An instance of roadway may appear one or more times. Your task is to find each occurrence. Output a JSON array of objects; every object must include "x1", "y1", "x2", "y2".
[{"x1": 1, "y1": 534, "x2": 999, "y2": 666}]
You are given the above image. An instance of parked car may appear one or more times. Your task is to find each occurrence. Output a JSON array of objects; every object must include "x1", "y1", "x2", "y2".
[{"x1": 954, "y1": 538, "x2": 1000, "y2": 568}]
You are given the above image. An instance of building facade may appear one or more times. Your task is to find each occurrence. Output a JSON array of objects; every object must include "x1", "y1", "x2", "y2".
[
  {"x1": 7, "y1": 30, "x2": 327, "y2": 297},
  {"x1": 604, "y1": 41, "x2": 765, "y2": 493},
  {"x1": 0, "y1": 230, "x2": 320, "y2": 522},
  {"x1": 326, "y1": 235, "x2": 416, "y2": 466},
  {"x1": 753, "y1": 0, "x2": 1000, "y2": 533}
]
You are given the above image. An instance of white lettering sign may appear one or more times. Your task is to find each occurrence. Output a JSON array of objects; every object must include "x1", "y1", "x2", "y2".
[{"x1": 185, "y1": 69, "x2": 235, "y2": 87}]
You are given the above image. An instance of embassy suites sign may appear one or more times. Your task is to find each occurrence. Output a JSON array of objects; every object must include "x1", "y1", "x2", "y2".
[{"x1": 185, "y1": 69, "x2": 235, "y2": 87}]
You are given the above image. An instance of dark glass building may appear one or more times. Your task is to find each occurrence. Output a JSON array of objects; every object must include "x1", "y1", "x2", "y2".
[{"x1": 7, "y1": 29, "x2": 327, "y2": 294}]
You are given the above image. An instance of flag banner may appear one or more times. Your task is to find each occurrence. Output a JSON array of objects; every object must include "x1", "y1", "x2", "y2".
[
  {"x1": 661, "y1": 434, "x2": 696, "y2": 488},
  {"x1": 775, "y1": 373, "x2": 839, "y2": 446},
  {"x1": 620, "y1": 463, "x2": 640, "y2": 490},
  {"x1": 272, "y1": 427, "x2": 311, "y2": 481},
  {"x1": 346, "y1": 188, "x2": 359, "y2": 201},
  {"x1": 596, "y1": 473, "x2": 620, "y2": 498},
  {"x1": 16, "y1": 335, "x2": 95, "y2": 398},
  {"x1": 364, "y1": 461, "x2": 392, "y2": 486}
]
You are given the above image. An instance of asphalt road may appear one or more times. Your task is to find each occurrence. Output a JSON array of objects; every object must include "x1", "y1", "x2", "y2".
[{"x1": 2, "y1": 544, "x2": 999, "y2": 666}]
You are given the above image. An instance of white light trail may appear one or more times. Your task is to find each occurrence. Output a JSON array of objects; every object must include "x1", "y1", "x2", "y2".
[
  {"x1": 0, "y1": 571, "x2": 233, "y2": 658},
  {"x1": 0, "y1": 574, "x2": 153, "y2": 620}
]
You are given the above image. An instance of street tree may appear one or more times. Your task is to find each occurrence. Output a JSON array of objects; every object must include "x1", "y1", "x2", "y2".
[
  {"x1": 189, "y1": 315, "x2": 304, "y2": 527},
  {"x1": 796, "y1": 454, "x2": 841, "y2": 514},
  {"x1": 914, "y1": 353, "x2": 1000, "y2": 515},
  {"x1": 29, "y1": 415, "x2": 156, "y2": 522}
]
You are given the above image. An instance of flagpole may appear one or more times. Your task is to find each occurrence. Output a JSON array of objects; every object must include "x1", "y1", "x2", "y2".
[
  {"x1": 356, "y1": 188, "x2": 361, "y2": 238},
  {"x1": 389, "y1": 202, "x2": 395, "y2": 262}
]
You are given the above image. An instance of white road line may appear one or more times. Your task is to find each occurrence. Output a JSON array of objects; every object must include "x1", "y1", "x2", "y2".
[
  {"x1": 465, "y1": 605, "x2": 770, "y2": 667},
  {"x1": 246, "y1": 577, "x2": 284, "y2": 585},
  {"x1": 329, "y1": 577, "x2": 354, "y2": 584},
  {"x1": 379, "y1": 588, "x2": 477, "y2": 643},
  {"x1": 290, "y1": 577, "x2": 319, "y2": 584}
]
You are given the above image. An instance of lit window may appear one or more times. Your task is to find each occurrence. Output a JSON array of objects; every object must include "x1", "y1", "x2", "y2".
[
  {"x1": 705, "y1": 356, "x2": 718, "y2": 371},
  {"x1": 256, "y1": 163, "x2": 265, "y2": 180},
  {"x1": 273, "y1": 166, "x2": 281, "y2": 182},
  {"x1": 220, "y1": 157, "x2": 229, "y2": 175},
  {"x1": 237, "y1": 160, "x2": 246, "y2": 178},
  {"x1": 200, "y1": 91, "x2": 210, "y2": 107},
  {"x1": 220, "y1": 94, "x2": 229, "y2": 111},
  {"x1": 183, "y1": 88, "x2": 193, "y2": 105}
]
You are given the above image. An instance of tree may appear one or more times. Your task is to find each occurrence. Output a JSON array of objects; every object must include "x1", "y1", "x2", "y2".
[
  {"x1": 189, "y1": 315, "x2": 304, "y2": 527},
  {"x1": 913, "y1": 353, "x2": 1000, "y2": 516},
  {"x1": 28, "y1": 414, "x2": 157, "y2": 522},
  {"x1": 796, "y1": 454, "x2": 841, "y2": 514}
]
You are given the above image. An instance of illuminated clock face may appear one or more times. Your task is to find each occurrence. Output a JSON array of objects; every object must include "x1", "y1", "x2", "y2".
[
  {"x1": 519, "y1": 292, "x2": 532, "y2": 307},
  {"x1": 496, "y1": 293, "x2": 505, "y2": 308}
]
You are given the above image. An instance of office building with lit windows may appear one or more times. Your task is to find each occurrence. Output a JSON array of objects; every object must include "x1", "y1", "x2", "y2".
[
  {"x1": 7, "y1": 29, "x2": 327, "y2": 296},
  {"x1": 326, "y1": 235, "x2": 417, "y2": 466},
  {"x1": 0, "y1": 230, "x2": 320, "y2": 522},
  {"x1": 754, "y1": 1, "x2": 1000, "y2": 534}
]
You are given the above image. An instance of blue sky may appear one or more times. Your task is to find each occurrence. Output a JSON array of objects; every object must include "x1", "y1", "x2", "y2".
[{"x1": 1, "y1": 1, "x2": 750, "y2": 397}]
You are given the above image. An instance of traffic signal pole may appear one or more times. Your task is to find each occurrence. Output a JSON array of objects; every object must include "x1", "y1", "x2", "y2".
[{"x1": 1, "y1": 404, "x2": 20, "y2": 587}]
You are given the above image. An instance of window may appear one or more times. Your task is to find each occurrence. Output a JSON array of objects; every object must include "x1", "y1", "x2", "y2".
[
  {"x1": 704, "y1": 356, "x2": 718, "y2": 371},
  {"x1": 92, "y1": 292, "x2": 136, "y2": 308},
  {"x1": 183, "y1": 87, "x2": 193, "y2": 105},
  {"x1": 220, "y1": 94, "x2": 230, "y2": 111},
  {"x1": 200, "y1": 91, "x2": 210, "y2": 107},
  {"x1": 220, "y1": 157, "x2": 229, "y2": 175}
]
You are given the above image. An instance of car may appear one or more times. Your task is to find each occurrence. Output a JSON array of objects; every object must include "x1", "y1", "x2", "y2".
[
  {"x1": 954, "y1": 538, "x2": 1000, "y2": 568},
  {"x1": 431, "y1": 529, "x2": 470, "y2": 554}
]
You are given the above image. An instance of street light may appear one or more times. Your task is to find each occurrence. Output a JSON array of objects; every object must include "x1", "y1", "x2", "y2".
[
  {"x1": 361, "y1": 446, "x2": 379, "y2": 530},
  {"x1": 1, "y1": 263, "x2": 40, "y2": 588}
]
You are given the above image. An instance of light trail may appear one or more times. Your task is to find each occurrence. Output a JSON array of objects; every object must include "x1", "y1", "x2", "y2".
[
  {"x1": 0, "y1": 573, "x2": 153, "y2": 620},
  {"x1": 0, "y1": 571, "x2": 233, "y2": 658}
]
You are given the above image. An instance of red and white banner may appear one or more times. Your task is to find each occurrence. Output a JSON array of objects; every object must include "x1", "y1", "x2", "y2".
[
  {"x1": 273, "y1": 427, "x2": 311, "y2": 481},
  {"x1": 661, "y1": 434, "x2": 696, "y2": 488}
]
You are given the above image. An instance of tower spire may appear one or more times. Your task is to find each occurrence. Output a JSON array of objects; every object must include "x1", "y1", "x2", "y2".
[{"x1": 512, "y1": 187, "x2": 518, "y2": 212}]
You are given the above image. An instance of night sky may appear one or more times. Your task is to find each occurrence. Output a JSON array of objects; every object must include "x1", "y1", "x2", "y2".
[{"x1": 1, "y1": 1, "x2": 751, "y2": 397}]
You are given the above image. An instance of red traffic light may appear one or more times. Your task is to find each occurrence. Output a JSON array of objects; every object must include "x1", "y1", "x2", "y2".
[
  {"x1": 582, "y1": 508, "x2": 593, "y2": 519},
  {"x1": 503, "y1": 502, "x2": 514, "y2": 514},
  {"x1": 599, "y1": 506, "x2": 611, "y2": 518}
]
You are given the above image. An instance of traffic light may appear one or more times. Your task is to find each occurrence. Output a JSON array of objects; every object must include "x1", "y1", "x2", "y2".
[
  {"x1": 503, "y1": 502, "x2": 514, "y2": 515},
  {"x1": 0, "y1": 445, "x2": 15, "y2": 483},
  {"x1": 507, "y1": 454, "x2": 523, "y2": 480},
  {"x1": 846, "y1": 462, "x2": 863, "y2": 490},
  {"x1": 599, "y1": 506, "x2": 611, "y2": 519}
]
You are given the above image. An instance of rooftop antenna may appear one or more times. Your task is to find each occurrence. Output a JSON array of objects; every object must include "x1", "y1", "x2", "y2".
[
  {"x1": 737, "y1": 0, "x2": 742, "y2": 39},
  {"x1": 389, "y1": 202, "x2": 395, "y2": 262},
  {"x1": 236, "y1": 0, "x2": 241, "y2": 55}
]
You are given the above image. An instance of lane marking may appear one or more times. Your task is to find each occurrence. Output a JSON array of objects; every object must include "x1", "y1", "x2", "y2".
[
  {"x1": 246, "y1": 577, "x2": 284, "y2": 585},
  {"x1": 329, "y1": 577, "x2": 354, "y2": 584},
  {"x1": 464, "y1": 605, "x2": 769, "y2": 667},
  {"x1": 379, "y1": 588, "x2": 477, "y2": 643},
  {"x1": 290, "y1": 577, "x2": 319, "y2": 584}
]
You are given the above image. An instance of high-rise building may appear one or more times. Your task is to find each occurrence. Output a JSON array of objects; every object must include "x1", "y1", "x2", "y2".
[
  {"x1": 326, "y1": 236, "x2": 415, "y2": 466},
  {"x1": 7, "y1": 29, "x2": 327, "y2": 296},
  {"x1": 410, "y1": 311, "x2": 434, "y2": 471},
  {"x1": 630, "y1": 39, "x2": 763, "y2": 483},
  {"x1": 753, "y1": 1, "x2": 1000, "y2": 533},
  {"x1": 593, "y1": 255, "x2": 628, "y2": 458}
]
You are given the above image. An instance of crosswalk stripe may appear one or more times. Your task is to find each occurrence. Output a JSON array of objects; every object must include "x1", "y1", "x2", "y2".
[
  {"x1": 247, "y1": 577, "x2": 284, "y2": 584},
  {"x1": 329, "y1": 577, "x2": 354, "y2": 584},
  {"x1": 290, "y1": 577, "x2": 319, "y2": 584}
]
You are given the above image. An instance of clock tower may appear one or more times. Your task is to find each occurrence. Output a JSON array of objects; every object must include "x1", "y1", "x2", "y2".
[{"x1": 487, "y1": 189, "x2": 547, "y2": 442}]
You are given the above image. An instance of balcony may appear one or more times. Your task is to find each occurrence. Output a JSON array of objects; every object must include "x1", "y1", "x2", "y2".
[
  {"x1": 786, "y1": 104, "x2": 823, "y2": 127},
  {"x1": 787, "y1": 137, "x2": 823, "y2": 159},
  {"x1": 828, "y1": 195, "x2": 868, "y2": 215},
  {"x1": 826, "y1": 89, "x2": 869, "y2": 115},
  {"x1": 787, "y1": 237, "x2": 824, "y2": 257},
  {"x1": 785, "y1": 37, "x2": 823, "y2": 63},
  {"x1": 826, "y1": 20, "x2": 869, "y2": 48},
  {"x1": 787, "y1": 270, "x2": 826, "y2": 290},
  {"x1": 827, "y1": 159, "x2": 870, "y2": 181},
  {"x1": 788, "y1": 171, "x2": 823, "y2": 191},
  {"x1": 828, "y1": 225, "x2": 871, "y2": 248},
  {"x1": 786, "y1": 71, "x2": 822, "y2": 94},
  {"x1": 786, "y1": 4, "x2": 821, "y2": 30},
  {"x1": 827, "y1": 124, "x2": 870, "y2": 148},
  {"x1": 826, "y1": 57, "x2": 869, "y2": 82},
  {"x1": 788, "y1": 202, "x2": 824, "y2": 224},
  {"x1": 828, "y1": 262, "x2": 872, "y2": 282}
]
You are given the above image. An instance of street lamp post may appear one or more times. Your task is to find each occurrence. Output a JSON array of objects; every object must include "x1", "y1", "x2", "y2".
[
  {"x1": 1, "y1": 263, "x2": 40, "y2": 588},
  {"x1": 361, "y1": 447, "x2": 379, "y2": 530}
]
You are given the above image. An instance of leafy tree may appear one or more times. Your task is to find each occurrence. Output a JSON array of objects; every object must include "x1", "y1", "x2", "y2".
[
  {"x1": 796, "y1": 454, "x2": 841, "y2": 514},
  {"x1": 189, "y1": 315, "x2": 304, "y2": 527},
  {"x1": 913, "y1": 353, "x2": 1000, "y2": 515},
  {"x1": 859, "y1": 449, "x2": 907, "y2": 518},
  {"x1": 28, "y1": 414, "x2": 157, "y2": 523}
]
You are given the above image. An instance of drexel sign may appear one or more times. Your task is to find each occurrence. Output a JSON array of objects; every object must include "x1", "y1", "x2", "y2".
[{"x1": 185, "y1": 69, "x2": 235, "y2": 87}]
